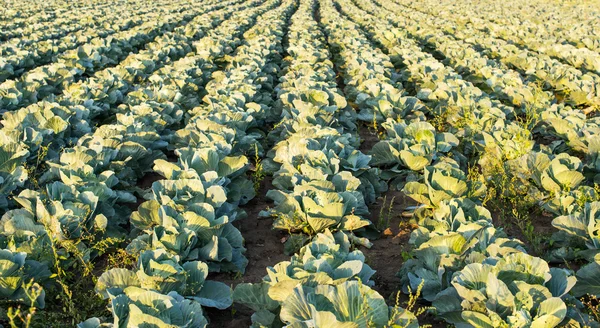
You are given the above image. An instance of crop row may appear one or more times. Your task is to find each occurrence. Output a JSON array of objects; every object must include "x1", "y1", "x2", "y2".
[
  {"x1": 0, "y1": 1, "x2": 120, "y2": 43},
  {"x1": 0, "y1": 0, "x2": 176, "y2": 82},
  {"x1": 0, "y1": 0, "x2": 109, "y2": 34},
  {"x1": 399, "y1": 0, "x2": 600, "y2": 53}
]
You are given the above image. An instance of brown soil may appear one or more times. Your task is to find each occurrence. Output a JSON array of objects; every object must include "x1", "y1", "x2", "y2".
[
  {"x1": 137, "y1": 172, "x2": 164, "y2": 189},
  {"x1": 361, "y1": 189, "x2": 445, "y2": 327},
  {"x1": 363, "y1": 190, "x2": 415, "y2": 301},
  {"x1": 207, "y1": 175, "x2": 289, "y2": 327},
  {"x1": 125, "y1": 172, "x2": 165, "y2": 211},
  {"x1": 359, "y1": 126, "x2": 380, "y2": 153}
]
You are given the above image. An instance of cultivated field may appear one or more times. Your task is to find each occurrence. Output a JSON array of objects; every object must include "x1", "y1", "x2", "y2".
[{"x1": 0, "y1": 0, "x2": 599, "y2": 326}]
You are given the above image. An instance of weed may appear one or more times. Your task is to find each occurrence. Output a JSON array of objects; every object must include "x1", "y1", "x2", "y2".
[
  {"x1": 377, "y1": 195, "x2": 388, "y2": 230},
  {"x1": 401, "y1": 250, "x2": 414, "y2": 261},
  {"x1": 480, "y1": 149, "x2": 547, "y2": 254},
  {"x1": 366, "y1": 114, "x2": 384, "y2": 140},
  {"x1": 582, "y1": 294, "x2": 600, "y2": 324},
  {"x1": 514, "y1": 86, "x2": 544, "y2": 131},
  {"x1": 106, "y1": 248, "x2": 138, "y2": 270},
  {"x1": 23, "y1": 144, "x2": 50, "y2": 190},
  {"x1": 6, "y1": 207, "x2": 129, "y2": 326},
  {"x1": 429, "y1": 106, "x2": 451, "y2": 133},
  {"x1": 387, "y1": 196, "x2": 396, "y2": 225},
  {"x1": 377, "y1": 195, "x2": 397, "y2": 230},
  {"x1": 372, "y1": 111, "x2": 378, "y2": 131},
  {"x1": 514, "y1": 216, "x2": 544, "y2": 254},
  {"x1": 252, "y1": 143, "x2": 266, "y2": 193},
  {"x1": 388, "y1": 280, "x2": 432, "y2": 327},
  {"x1": 5, "y1": 280, "x2": 43, "y2": 328}
]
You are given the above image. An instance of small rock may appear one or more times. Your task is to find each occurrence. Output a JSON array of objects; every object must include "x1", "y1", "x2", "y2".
[
  {"x1": 401, "y1": 211, "x2": 414, "y2": 218},
  {"x1": 382, "y1": 228, "x2": 394, "y2": 237}
]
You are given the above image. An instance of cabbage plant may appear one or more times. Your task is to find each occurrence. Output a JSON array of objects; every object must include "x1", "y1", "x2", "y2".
[
  {"x1": 370, "y1": 120, "x2": 459, "y2": 189},
  {"x1": 259, "y1": 180, "x2": 371, "y2": 246},
  {"x1": 79, "y1": 287, "x2": 209, "y2": 328},
  {"x1": 371, "y1": 120, "x2": 458, "y2": 170},
  {"x1": 153, "y1": 146, "x2": 254, "y2": 205},
  {"x1": 572, "y1": 253, "x2": 600, "y2": 297},
  {"x1": 526, "y1": 152, "x2": 585, "y2": 194},
  {"x1": 0, "y1": 143, "x2": 29, "y2": 209},
  {"x1": 433, "y1": 253, "x2": 575, "y2": 328},
  {"x1": 550, "y1": 201, "x2": 600, "y2": 262},
  {"x1": 403, "y1": 159, "x2": 486, "y2": 208},
  {"x1": 128, "y1": 197, "x2": 247, "y2": 273},
  {"x1": 409, "y1": 198, "x2": 495, "y2": 247},
  {"x1": 277, "y1": 84, "x2": 354, "y2": 129},
  {"x1": 95, "y1": 249, "x2": 232, "y2": 310},
  {"x1": 400, "y1": 223, "x2": 525, "y2": 302},
  {"x1": 0, "y1": 188, "x2": 109, "y2": 265},
  {"x1": 356, "y1": 92, "x2": 426, "y2": 124},
  {"x1": 475, "y1": 120, "x2": 535, "y2": 172},
  {"x1": 266, "y1": 124, "x2": 384, "y2": 204},
  {"x1": 0, "y1": 249, "x2": 48, "y2": 308},
  {"x1": 170, "y1": 119, "x2": 236, "y2": 154}
]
